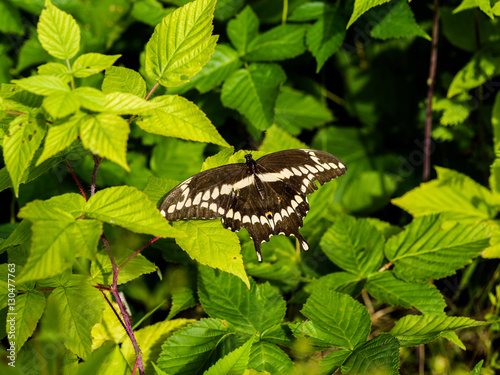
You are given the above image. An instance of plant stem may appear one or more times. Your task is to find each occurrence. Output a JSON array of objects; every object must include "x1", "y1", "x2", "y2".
[
  {"x1": 91, "y1": 155, "x2": 103, "y2": 197},
  {"x1": 65, "y1": 160, "x2": 87, "y2": 201},
  {"x1": 118, "y1": 236, "x2": 160, "y2": 272},
  {"x1": 423, "y1": 0, "x2": 440, "y2": 182}
]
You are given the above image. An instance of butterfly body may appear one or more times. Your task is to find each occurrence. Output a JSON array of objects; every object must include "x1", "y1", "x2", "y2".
[{"x1": 160, "y1": 149, "x2": 346, "y2": 262}]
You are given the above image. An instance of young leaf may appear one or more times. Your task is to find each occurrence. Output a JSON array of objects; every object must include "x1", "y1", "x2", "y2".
[
  {"x1": 392, "y1": 167, "x2": 497, "y2": 222},
  {"x1": 46, "y1": 274, "x2": 105, "y2": 359},
  {"x1": 167, "y1": 287, "x2": 197, "y2": 320},
  {"x1": 306, "y1": 8, "x2": 347, "y2": 72},
  {"x1": 347, "y1": 0, "x2": 391, "y2": 28},
  {"x1": 365, "y1": 271, "x2": 446, "y2": 315},
  {"x1": 157, "y1": 318, "x2": 233, "y2": 374},
  {"x1": 454, "y1": 0, "x2": 494, "y2": 19},
  {"x1": 198, "y1": 266, "x2": 285, "y2": 333},
  {"x1": 37, "y1": 0, "x2": 80, "y2": 60},
  {"x1": 341, "y1": 333, "x2": 400, "y2": 375},
  {"x1": 390, "y1": 314, "x2": 481, "y2": 347},
  {"x1": 385, "y1": 215, "x2": 491, "y2": 281},
  {"x1": 204, "y1": 337, "x2": 253, "y2": 375},
  {"x1": 102, "y1": 66, "x2": 147, "y2": 98},
  {"x1": 259, "y1": 124, "x2": 307, "y2": 151},
  {"x1": 301, "y1": 289, "x2": 371, "y2": 350},
  {"x1": 173, "y1": 221, "x2": 249, "y2": 288},
  {"x1": 245, "y1": 24, "x2": 307, "y2": 61},
  {"x1": 85, "y1": 186, "x2": 185, "y2": 238},
  {"x1": 227, "y1": 6, "x2": 259, "y2": 54},
  {"x1": 247, "y1": 341, "x2": 294, "y2": 374},
  {"x1": 221, "y1": 64, "x2": 286, "y2": 130},
  {"x1": 11, "y1": 289, "x2": 46, "y2": 352},
  {"x1": 43, "y1": 91, "x2": 80, "y2": 119},
  {"x1": 320, "y1": 215, "x2": 384, "y2": 277},
  {"x1": 73, "y1": 87, "x2": 106, "y2": 112},
  {"x1": 79, "y1": 113, "x2": 130, "y2": 171},
  {"x1": 72, "y1": 53, "x2": 121, "y2": 78},
  {"x1": 38, "y1": 62, "x2": 72, "y2": 82},
  {"x1": 103, "y1": 92, "x2": 158, "y2": 115},
  {"x1": 3, "y1": 115, "x2": 46, "y2": 196},
  {"x1": 145, "y1": 0, "x2": 218, "y2": 87},
  {"x1": 13, "y1": 75, "x2": 69, "y2": 96},
  {"x1": 137, "y1": 95, "x2": 229, "y2": 147}
]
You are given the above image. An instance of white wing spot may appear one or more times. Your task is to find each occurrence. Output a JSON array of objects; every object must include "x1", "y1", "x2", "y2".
[
  {"x1": 291, "y1": 200, "x2": 299, "y2": 210},
  {"x1": 305, "y1": 165, "x2": 318, "y2": 173},
  {"x1": 209, "y1": 203, "x2": 217, "y2": 212},
  {"x1": 287, "y1": 206, "x2": 294, "y2": 215},
  {"x1": 307, "y1": 173, "x2": 314, "y2": 181},
  {"x1": 330, "y1": 162, "x2": 338, "y2": 169},
  {"x1": 338, "y1": 162, "x2": 346, "y2": 169},
  {"x1": 220, "y1": 184, "x2": 232, "y2": 195},
  {"x1": 168, "y1": 205, "x2": 176, "y2": 214},
  {"x1": 193, "y1": 192, "x2": 203, "y2": 205},
  {"x1": 243, "y1": 215, "x2": 251, "y2": 223},
  {"x1": 212, "y1": 187, "x2": 219, "y2": 199},
  {"x1": 201, "y1": 202, "x2": 209, "y2": 208},
  {"x1": 299, "y1": 166, "x2": 309, "y2": 175},
  {"x1": 322, "y1": 163, "x2": 331, "y2": 170},
  {"x1": 185, "y1": 198, "x2": 192, "y2": 208},
  {"x1": 252, "y1": 215, "x2": 260, "y2": 224},
  {"x1": 234, "y1": 212, "x2": 242, "y2": 221},
  {"x1": 202, "y1": 190, "x2": 211, "y2": 200},
  {"x1": 218, "y1": 207, "x2": 225, "y2": 215},
  {"x1": 291, "y1": 167, "x2": 302, "y2": 176},
  {"x1": 280, "y1": 168, "x2": 294, "y2": 179},
  {"x1": 310, "y1": 156, "x2": 321, "y2": 164},
  {"x1": 281, "y1": 208, "x2": 288, "y2": 218},
  {"x1": 260, "y1": 216, "x2": 268, "y2": 226},
  {"x1": 160, "y1": 209, "x2": 166, "y2": 217},
  {"x1": 301, "y1": 185, "x2": 307, "y2": 193},
  {"x1": 302, "y1": 241, "x2": 309, "y2": 251},
  {"x1": 315, "y1": 163, "x2": 325, "y2": 172},
  {"x1": 226, "y1": 209, "x2": 234, "y2": 218},
  {"x1": 233, "y1": 175, "x2": 255, "y2": 190},
  {"x1": 274, "y1": 212, "x2": 282, "y2": 223},
  {"x1": 295, "y1": 195, "x2": 304, "y2": 204}
]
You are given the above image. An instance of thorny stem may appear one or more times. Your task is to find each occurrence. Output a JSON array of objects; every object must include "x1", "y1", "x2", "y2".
[{"x1": 423, "y1": 0, "x2": 440, "y2": 182}]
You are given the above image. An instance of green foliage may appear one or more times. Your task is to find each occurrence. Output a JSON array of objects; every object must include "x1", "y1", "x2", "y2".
[{"x1": 1, "y1": 0, "x2": 499, "y2": 374}]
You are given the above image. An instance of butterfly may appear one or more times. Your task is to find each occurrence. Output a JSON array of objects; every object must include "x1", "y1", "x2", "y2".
[{"x1": 160, "y1": 149, "x2": 347, "y2": 262}]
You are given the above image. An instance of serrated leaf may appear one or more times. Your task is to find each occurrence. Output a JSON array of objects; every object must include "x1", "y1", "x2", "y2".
[
  {"x1": 43, "y1": 91, "x2": 80, "y2": 119},
  {"x1": 341, "y1": 333, "x2": 400, "y2": 375},
  {"x1": 11, "y1": 289, "x2": 46, "y2": 352},
  {"x1": 259, "y1": 124, "x2": 307, "y2": 151},
  {"x1": 320, "y1": 215, "x2": 384, "y2": 276},
  {"x1": 37, "y1": 0, "x2": 80, "y2": 59},
  {"x1": 91, "y1": 296, "x2": 126, "y2": 349},
  {"x1": 248, "y1": 341, "x2": 294, "y2": 374},
  {"x1": 308, "y1": 272, "x2": 365, "y2": 298},
  {"x1": 205, "y1": 337, "x2": 253, "y2": 375},
  {"x1": 121, "y1": 319, "x2": 194, "y2": 375},
  {"x1": 85, "y1": 186, "x2": 185, "y2": 238},
  {"x1": 90, "y1": 250, "x2": 157, "y2": 285},
  {"x1": 36, "y1": 112, "x2": 84, "y2": 165},
  {"x1": 221, "y1": 64, "x2": 286, "y2": 130},
  {"x1": 245, "y1": 24, "x2": 307, "y2": 61},
  {"x1": 198, "y1": 266, "x2": 285, "y2": 333},
  {"x1": 173, "y1": 221, "x2": 249, "y2": 288},
  {"x1": 145, "y1": 0, "x2": 218, "y2": 87},
  {"x1": 370, "y1": 0, "x2": 430, "y2": 40},
  {"x1": 366, "y1": 271, "x2": 446, "y2": 314},
  {"x1": 132, "y1": 0, "x2": 175, "y2": 26},
  {"x1": 192, "y1": 44, "x2": 242, "y2": 93},
  {"x1": 433, "y1": 96, "x2": 471, "y2": 126},
  {"x1": 275, "y1": 87, "x2": 333, "y2": 135},
  {"x1": 72, "y1": 53, "x2": 121, "y2": 78},
  {"x1": 137, "y1": 94, "x2": 229, "y2": 147},
  {"x1": 102, "y1": 66, "x2": 147, "y2": 98},
  {"x1": 347, "y1": 0, "x2": 391, "y2": 29},
  {"x1": 167, "y1": 287, "x2": 197, "y2": 320},
  {"x1": 454, "y1": 0, "x2": 494, "y2": 19},
  {"x1": 157, "y1": 318, "x2": 233, "y2": 375},
  {"x1": 0, "y1": 219, "x2": 31, "y2": 253},
  {"x1": 104, "y1": 92, "x2": 158, "y2": 115},
  {"x1": 38, "y1": 62, "x2": 71, "y2": 82},
  {"x1": 385, "y1": 215, "x2": 491, "y2": 281},
  {"x1": 260, "y1": 324, "x2": 295, "y2": 348},
  {"x1": 390, "y1": 314, "x2": 481, "y2": 347},
  {"x1": 13, "y1": 75, "x2": 69, "y2": 96},
  {"x1": 392, "y1": 167, "x2": 497, "y2": 222},
  {"x1": 46, "y1": 274, "x2": 105, "y2": 359},
  {"x1": 143, "y1": 176, "x2": 179, "y2": 206},
  {"x1": 307, "y1": 8, "x2": 346, "y2": 72},
  {"x1": 320, "y1": 349, "x2": 351, "y2": 374},
  {"x1": 301, "y1": 289, "x2": 371, "y2": 349},
  {"x1": 79, "y1": 113, "x2": 130, "y2": 171},
  {"x1": 3, "y1": 114, "x2": 46, "y2": 196},
  {"x1": 227, "y1": 6, "x2": 259, "y2": 54},
  {"x1": 78, "y1": 343, "x2": 129, "y2": 375}
]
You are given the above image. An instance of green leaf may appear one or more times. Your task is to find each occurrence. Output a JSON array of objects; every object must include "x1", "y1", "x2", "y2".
[
  {"x1": 227, "y1": 6, "x2": 259, "y2": 54},
  {"x1": 77, "y1": 343, "x2": 129, "y2": 375},
  {"x1": 18, "y1": 195, "x2": 102, "y2": 282},
  {"x1": 365, "y1": 271, "x2": 446, "y2": 314},
  {"x1": 36, "y1": 112, "x2": 83, "y2": 165},
  {"x1": 392, "y1": 167, "x2": 497, "y2": 222},
  {"x1": 143, "y1": 176, "x2": 179, "y2": 206},
  {"x1": 198, "y1": 266, "x2": 285, "y2": 333},
  {"x1": 341, "y1": 333, "x2": 400, "y2": 375},
  {"x1": 90, "y1": 249, "x2": 157, "y2": 285},
  {"x1": 3, "y1": 115, "x2": 46, "y2": 197},
  {"x1": 11, "y1": 289, "x2": 46, "y2": 352},
  {"x1": 320, "y1": 215, "x2": 384, "y2": 277},
  {"x1": 167, "y1": 287, "x2": 197, "y2": 320},
  {"x1": 347, "y1": 0, "x2": 391, "y2": 28},
  {"x1": 306, "y1": 7, "x2": 347, "y2": 72},
  {"x1": 0, "y1": 0, "x2": 24, "y2": 35},
  {"x1": 289, "y1": 2, "x2": 333, "y2": 21},
  {"x1": 43, "y1": 91, "x2": 80, "y2": 119},
  {"x1": 221, "y1": 63, "x2": 286, "y2": 130},
  {"x1": 38, "y1": 62, "x2": 72, "y2": 82},
  {"x1": 13, "y1": 75, "x2": 69, "y2": 96},
  {"x1": 73, "y1": 87, "x2": 106, "y2": 112},
  {"x1": 385, "y1": 215, "x2": 491, "y2": 281},
  {"x1": 204, "y1": 337, "x2": 253, "y2": 375},
  {"x1": 274, "y1": 87, "x2": 333, "y2": 135},
  {"x1": 121, "y1": 319, "x2": 194, "y2": 375},
  {"x1": 157, "y1": 318, "x2": 233, "y2": 374},
  {"x1": 79, "y1": 113, "x2": 130, "y2": 171},
  {"x1": 245, "y1": 24, "x2": 307, "y2": 61},
  {"x1": 308, "y1": 272, "x2": 366, "y2": 299},
  {"x1": 320, "y1": 349, "x2": 352, "y2": 374},
  {"x1": 433, "y1": 96, "x2": 471, "y2": 126},
  {"x1": 370, "y1": 0, "x2": 430, "y2": 40},
  {"x1": 145, "y1": 0, "x2": 218, "y2": 87},
  {"x1": 104, "y1": 92, "x2": 158, "y2": 115},
  {"x1": 37, "y1": 0, "x2": 80, "y2": 59},
  {"x1": 102, "y1": 66, "x2": 147, "y2": 98},
  {"x1": 248, "y1": 341, "x2": 294, "y2": 374},
  {"x1": 173, "y1": 221, "x2": 249, "y2": 288},
  {"x1": 453, "y1": 0, "x2": 494, "y2": 19},
  {"x1": 260, "y1": 324, "x2": 295, "y2": 348},
  {"x1": 0, "y1": 219, "x2": 31, "y2": 254},
  {"x1": 192, "y1": 44, "x2": 242, "y2": 93},
  {"x1": 390, "y1": 314, "x2": 481, "y2": 347},
  {"x1": 46, "y1": 274, "x2": 105, "y2": 359},
  {"x1": 137, "y1": 95, "x2": 230, "y2": 147},
  {"x1": 469, "y1": 360, "x2": 484, "y2": 374},
  {"x1": 259, "y1": 124, "x2": 307, "y2": 151},
  {"x1": 447, "y1": 52, "x2": 500, "y2": 98},
  {"x1": 85, "y1": 186, "x2": 185, "y2": 238},
  {"x1": 72, "y1": 53, "x2": 121, "y2": 78},
  {"x1": 132, "y1": 0, "x2": 175, "y2": 26},
  {"x1": 301, "y1": 289, "x2": 371, "y2": 349}
]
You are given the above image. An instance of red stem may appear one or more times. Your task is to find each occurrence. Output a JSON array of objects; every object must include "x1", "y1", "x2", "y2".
[
  {"x1": 65, "y1": 160, "x2": 87, "y2": 201},
  {"x1": 118, "y1": 236, "x2": 160, "y2": 272},
  {"x1": 91, "y1": 155, "x2": 103, "y2": 197}
]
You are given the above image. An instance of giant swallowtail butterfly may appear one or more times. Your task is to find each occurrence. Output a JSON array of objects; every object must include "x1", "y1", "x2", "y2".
[{"x1": 160, "y1": 149, "x2": 346, "y2": 262}]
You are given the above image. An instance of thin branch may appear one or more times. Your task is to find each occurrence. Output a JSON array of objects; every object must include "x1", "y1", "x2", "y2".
[
  {"x1": 423, "y1": 0, "x2": 440, "y2": 182},
  {"x1": 65, "y1": 160, "x2": 87, "y2": 201},
  {"x1": 145, "y1": 82, "x2": 160, "y2": 101},
  {"x1": 118, "y1": 236, "x2": 161, "y2": 272},
  {"x1": 91, "y1": 155, "x2": 103, "y2": 197},
  {"x1": 282, "y1": 0, "x2": 288, "y2": 24}
]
